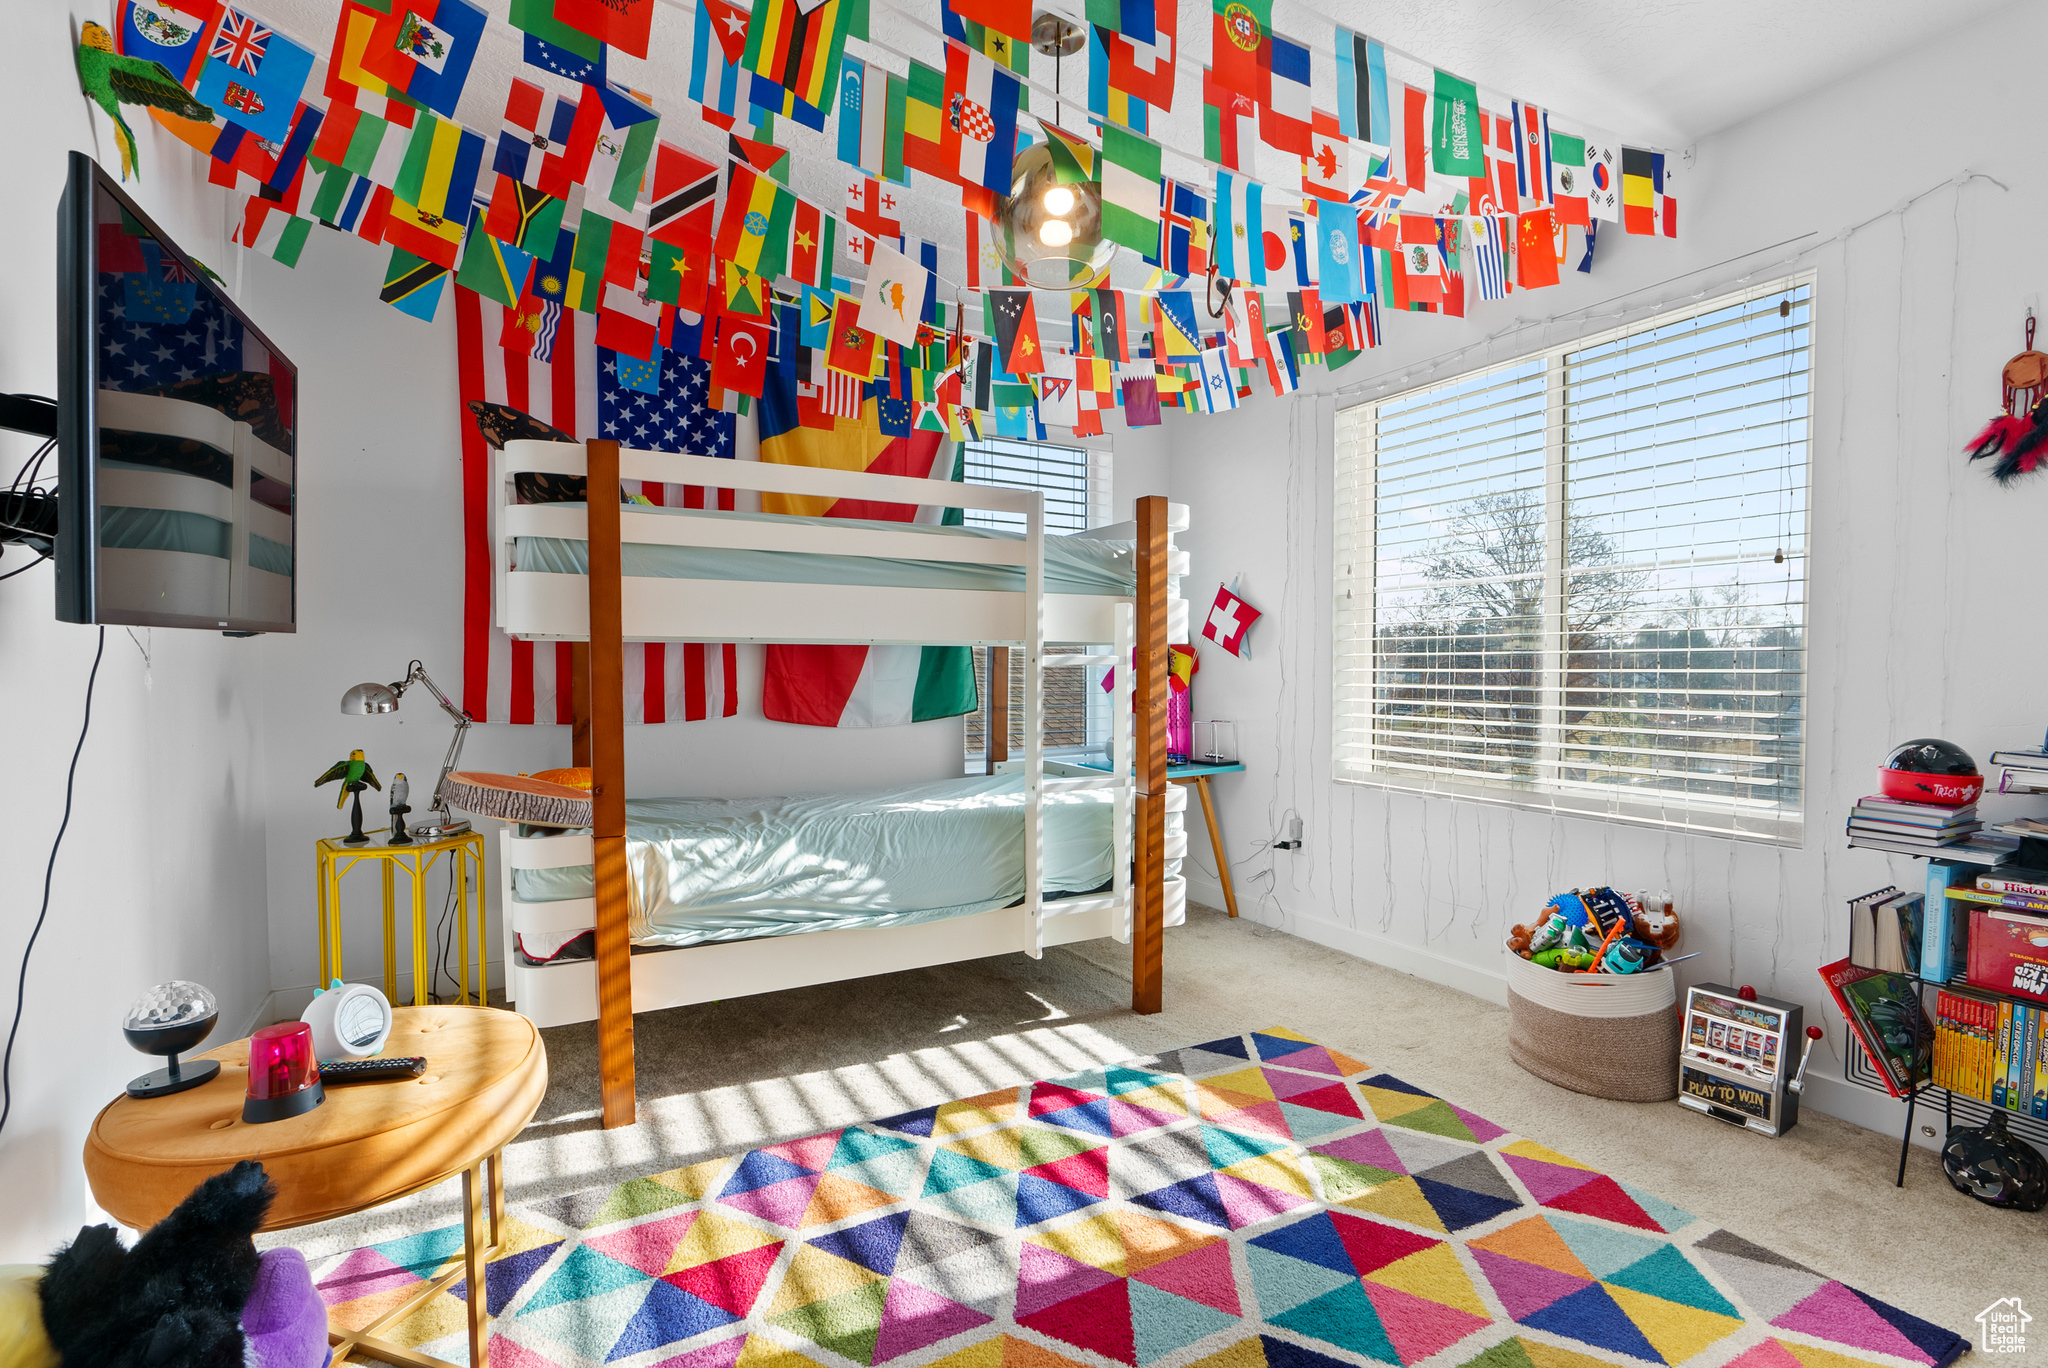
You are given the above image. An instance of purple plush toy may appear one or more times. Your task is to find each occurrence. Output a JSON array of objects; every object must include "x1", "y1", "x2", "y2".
[{"x1": 242, "y1": 1249, "x2": 331, "y2": 1368}]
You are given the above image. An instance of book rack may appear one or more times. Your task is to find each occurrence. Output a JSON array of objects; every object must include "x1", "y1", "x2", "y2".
[{"x1": 1836, "y1": 870, "x2": 2048, "y2": 1186}]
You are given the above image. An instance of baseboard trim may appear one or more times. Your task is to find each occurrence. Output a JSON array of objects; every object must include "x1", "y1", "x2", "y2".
[
  {"x1": 1205, "y1": 897, "x2": 1936, "y2": 1144},
  {"x1": 257, "y1": 963, "x2": 508, "y2": 1028},
  {"x1": 1220, "y1": 899, "x2": 1512, "y2": 1007}
]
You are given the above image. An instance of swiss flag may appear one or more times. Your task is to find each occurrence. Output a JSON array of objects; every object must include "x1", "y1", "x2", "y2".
[{"x1": 1201, "y1": 581, "x2": 1262, "y2": 659}]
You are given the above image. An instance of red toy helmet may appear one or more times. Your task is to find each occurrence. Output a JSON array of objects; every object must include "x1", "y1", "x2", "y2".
[{"x1": 1879, "y1": 738, "x2": 1983, "y2": 807}]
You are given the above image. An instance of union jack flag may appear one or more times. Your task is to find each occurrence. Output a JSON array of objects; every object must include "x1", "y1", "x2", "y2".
[{"x1": 211, "y1": 8, "x2": 271, "y2": 75}]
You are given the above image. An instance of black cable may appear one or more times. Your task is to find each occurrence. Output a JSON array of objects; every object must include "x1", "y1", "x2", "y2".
[
  {"x1": 0, "y1": 553, "x2": 51, "y2": 583},
  {"x1": 0, "y1": 626, "x2": 105, "y2": 1140}
]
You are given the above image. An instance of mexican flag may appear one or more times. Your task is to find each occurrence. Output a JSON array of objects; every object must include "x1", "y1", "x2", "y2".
[{"x1": 757, "y1": 366, "x2": 979, "y2": 727}]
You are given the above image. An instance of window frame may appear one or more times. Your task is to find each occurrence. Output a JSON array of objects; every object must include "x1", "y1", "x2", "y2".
[
  {"x1": 959, "y1": 436, "x2": 1114, "y2": 768},
  {"x1": 1333, "y1": 273, "x2": 1815, "y2": 845}
]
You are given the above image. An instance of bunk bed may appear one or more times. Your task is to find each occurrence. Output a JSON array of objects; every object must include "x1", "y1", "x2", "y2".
[{"x1": 489, "y1": 437, "x2": 1188, "y2": 1127}]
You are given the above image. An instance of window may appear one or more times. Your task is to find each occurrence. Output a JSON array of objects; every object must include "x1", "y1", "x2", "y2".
[
  {"x1": 1334, "y1": 277, "x2": 1811, "y2": 841},
  {"x1": 958, "y1": 437, "x2": 1112, "y2": 766}
]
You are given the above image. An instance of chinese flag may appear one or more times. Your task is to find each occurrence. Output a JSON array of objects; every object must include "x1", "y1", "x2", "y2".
[{"x1": 1517, "y1": 209, "x2": 1559, "y2": 289}]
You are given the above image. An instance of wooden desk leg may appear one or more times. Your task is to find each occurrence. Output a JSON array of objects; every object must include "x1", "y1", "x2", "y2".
[
  {"x1": 382, "y1": 862, "x2": 397, "y2": 1002},
  {"x1": 463, "y1": 1160, "x2": 489, "y2": 1368},
  {"x1": 1194, "y1": 776, "x2": 1239, "y2": 919}
]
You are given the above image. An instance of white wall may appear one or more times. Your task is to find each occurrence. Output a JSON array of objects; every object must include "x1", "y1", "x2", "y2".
[
  {"x1": 0, "y1": 4, "x2": 279, "y2": 1261},
  {"x1": 1164, "y1": 0, "x2": 2048, "y2": 1139}
]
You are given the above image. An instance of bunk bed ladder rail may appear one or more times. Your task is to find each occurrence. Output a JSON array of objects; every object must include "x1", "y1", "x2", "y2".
[
  {"x1": 1023, "y1": 486, "x2": 1045, "y2": 957},
  {"x1": 1029, "y1": 617, "x2": 1137, "y2": 946}
]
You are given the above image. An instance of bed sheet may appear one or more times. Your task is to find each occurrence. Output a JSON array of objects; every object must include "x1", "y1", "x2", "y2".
[
  {"x1": 512, "y1": 504, "x2": 1135, "y2": 596},
  {"x1": 512, "y1": 773, "x2": 1178, "y2": 949}
]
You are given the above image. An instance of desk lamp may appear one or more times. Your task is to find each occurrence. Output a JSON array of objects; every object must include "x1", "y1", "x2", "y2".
[{"x1": 340, "y1": 660, "x2": 472, "y2": 839}]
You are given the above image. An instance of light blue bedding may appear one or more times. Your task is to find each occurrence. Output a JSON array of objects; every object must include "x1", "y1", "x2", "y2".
[
  {"x1": 512, "y1": 504, "x2": 1135, "y2": 595},
  {"x1": 513, "y1": 773, "x2": 1151, "y2": 948}
]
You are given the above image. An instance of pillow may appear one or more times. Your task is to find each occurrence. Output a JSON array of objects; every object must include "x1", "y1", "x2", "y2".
[
  {"x1": 466, "y1": 400, "x2": 573, "y2": 450},
  {"x1": 464, "y1": 402, "x2": 638, "y2": 506}
]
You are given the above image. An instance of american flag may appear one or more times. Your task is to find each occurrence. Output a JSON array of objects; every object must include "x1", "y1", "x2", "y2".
[
  {"x1": 453, "y1": 287, "x2": 737, "y2": 725},
  {"x1": 1472, "y1": 214, "x2": 1510, "y2": 301},
  {"x1": 211, "y1": 8, "x2": 271, "y2": 75},
  {"x1": 597, "y1": 341, "x2": 736, "y2": 458}
]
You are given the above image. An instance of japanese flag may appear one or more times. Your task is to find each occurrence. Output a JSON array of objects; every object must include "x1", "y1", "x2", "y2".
[{"x1": 1202, "y1": 578, "x2": 1262, "y2": 658}]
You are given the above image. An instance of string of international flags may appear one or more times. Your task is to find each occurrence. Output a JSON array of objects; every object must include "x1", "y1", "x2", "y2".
[{"x1": 102, "y1": 0, "x2": 1682, "y2": 435}]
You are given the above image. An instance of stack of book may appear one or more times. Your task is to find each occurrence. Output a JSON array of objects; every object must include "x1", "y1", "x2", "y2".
[
  {"x1": 1933, "y1": 986, "x2": 2048, "y2": 1118},
  {"x1": 1991, "y1": 745, "x2": 2048, "y2": 796},
  {"x1": 1851, "y1": 794, "x2": 1974, "y2": 847}
]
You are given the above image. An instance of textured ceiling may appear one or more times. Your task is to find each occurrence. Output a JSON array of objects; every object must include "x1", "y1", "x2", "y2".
[{"x1": 255, "y1": 0, "x2": 2006, "y2": 292}]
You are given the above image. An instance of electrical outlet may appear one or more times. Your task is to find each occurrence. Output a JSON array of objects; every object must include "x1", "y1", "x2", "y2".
[{"x1": 1274, "y1": 815, "x2": 1304, "y2": 851}]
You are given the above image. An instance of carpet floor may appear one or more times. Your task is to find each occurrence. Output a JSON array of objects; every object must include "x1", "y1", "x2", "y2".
[{"x1": 274, "y1": 904, "x2": 2042, "y2": 1344}]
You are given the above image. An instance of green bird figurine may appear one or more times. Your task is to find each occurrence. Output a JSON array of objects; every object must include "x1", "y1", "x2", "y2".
[
  {"x1": 76, "y1": 21, "x2": 217, "y2": 182},
  {"x1": 315, "y1": 749, "x2": 381, "y2": 807},
  {"x1": 316, "y1": 749, "x2": 382, "y2": 846}
]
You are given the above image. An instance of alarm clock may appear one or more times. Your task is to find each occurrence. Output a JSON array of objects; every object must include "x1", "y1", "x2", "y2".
[{"x1": 299, "y1": 980, "x2": 393, "y2": 1060}]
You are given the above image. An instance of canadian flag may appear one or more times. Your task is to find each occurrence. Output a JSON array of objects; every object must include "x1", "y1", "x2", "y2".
[{"x1": 1202, "y1": 579, "x2": 1263, "y2": 658}]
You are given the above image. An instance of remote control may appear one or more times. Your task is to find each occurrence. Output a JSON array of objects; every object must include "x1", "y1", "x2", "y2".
[{"x1": 318, "y1": 1056, "x2": 427, "y2": 1083}]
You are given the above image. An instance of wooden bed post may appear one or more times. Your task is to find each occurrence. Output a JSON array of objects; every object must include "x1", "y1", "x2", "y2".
[
  {"x1": 1131, "y1": 496, "x2": 1168, "y2": 1014},
  {"x1": 586, "y1": 440, "x2": 636, "y2": 1128},
  {"x1": 985, "y1": 646, "x2": 1009, "y2": 774},
  {"x1": 571, "y1": 643, "x2": 592, "y2": 768}
]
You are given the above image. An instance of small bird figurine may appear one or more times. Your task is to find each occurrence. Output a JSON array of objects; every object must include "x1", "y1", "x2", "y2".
[
  {"x1": 75, "y1": 21, "x2": 217, "y2": 182},
  {"x1": 314, "y1": 749, "x2": 381, "y2": 809}
]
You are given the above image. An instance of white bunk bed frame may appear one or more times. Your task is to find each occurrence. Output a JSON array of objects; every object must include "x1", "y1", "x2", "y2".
[{"x1": 492, "y1": 438, "x2": 1185, "y2": 1127}]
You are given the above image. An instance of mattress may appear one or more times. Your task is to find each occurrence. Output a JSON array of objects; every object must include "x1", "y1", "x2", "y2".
[
  {"x1": 511, "y1": 773, "x2": 1179, "y2": 950},
  {"x1": 512, "y1": 504, "x2": 1136, "y2": 596}
]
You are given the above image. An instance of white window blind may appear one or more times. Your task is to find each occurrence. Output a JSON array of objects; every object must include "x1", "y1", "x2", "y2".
[
  {"x1": 1334, "y1": 276, "x2": 1812, "y2": 841},
  {"x1": 960, "y1": 437, "x2": 1107, "y2": 533},
  {"x1": 960, "y1": 437, "x2": 1111, "y2": 765}
]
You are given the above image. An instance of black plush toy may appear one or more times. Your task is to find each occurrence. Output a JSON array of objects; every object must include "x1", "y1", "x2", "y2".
[{"x1": 39, "y1": 1160, "x2": 276, "y2": 1368}]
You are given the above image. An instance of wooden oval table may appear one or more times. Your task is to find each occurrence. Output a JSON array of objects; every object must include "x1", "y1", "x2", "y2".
[{"x1": 85, "y1": 1006, "x2": 547, "y2": 1368}]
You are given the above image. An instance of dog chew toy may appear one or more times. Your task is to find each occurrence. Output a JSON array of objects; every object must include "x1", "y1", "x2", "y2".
[{"x1": 1507, "y1": 924, "x2": 1535, "y2": 958}]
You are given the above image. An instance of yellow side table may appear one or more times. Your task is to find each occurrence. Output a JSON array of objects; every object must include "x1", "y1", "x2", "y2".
[{"x1": 316, "y1": 829, "x2": 488, "y2": 1007}]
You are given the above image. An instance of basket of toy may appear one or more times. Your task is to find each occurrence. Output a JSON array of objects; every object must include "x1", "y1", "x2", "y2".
[{"x1": 1503, "y1": 888, "x2": 1683, "y2": 1102}]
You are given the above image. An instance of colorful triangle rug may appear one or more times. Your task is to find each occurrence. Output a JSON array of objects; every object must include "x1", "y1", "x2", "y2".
[{"x1": 313, "y1": 1028, "x2": 1969, "y2": 1368}]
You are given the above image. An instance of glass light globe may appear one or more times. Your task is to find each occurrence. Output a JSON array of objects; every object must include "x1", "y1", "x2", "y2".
[
  {"x1": 994, "y1": 142, "x2": 1117, "y2": 290},
  {"x1": 124, "y1": 980, "x2": 218, "y2": 1032}
]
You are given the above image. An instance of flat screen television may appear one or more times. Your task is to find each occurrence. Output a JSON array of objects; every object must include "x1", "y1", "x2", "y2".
[{"x1": 55, "y1": 151, "x2": 296, "y2": 633}]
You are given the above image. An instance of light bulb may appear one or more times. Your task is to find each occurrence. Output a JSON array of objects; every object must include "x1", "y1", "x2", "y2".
[
  {"x1": 1041, "y1": 185, "x2": 1075, "y2": 216},
  {"x1": 1039, "y1": 219, "x2": 1073, "y2": 247}
]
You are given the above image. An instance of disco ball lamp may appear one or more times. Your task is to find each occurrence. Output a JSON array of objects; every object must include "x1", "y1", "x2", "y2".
[
  {"x1": 993, "y1": 141, "x2": 1117, "y2": 290},
  {"x1": 122, "y1": 980, "x2": 221, "y2": 1098}
]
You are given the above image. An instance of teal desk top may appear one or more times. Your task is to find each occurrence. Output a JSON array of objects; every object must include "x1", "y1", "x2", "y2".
[{"x1": 1071, "y1": 755, "x2": 1246, "y2": 779}]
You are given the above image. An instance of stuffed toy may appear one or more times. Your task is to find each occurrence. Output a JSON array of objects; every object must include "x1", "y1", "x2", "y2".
[
  {"x1": 36, "y1": 1161, "x2": 328, "y2": 1368},
  {"x1": 1633, "y1": 900, "x2": 1682, "y2": 950}
]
